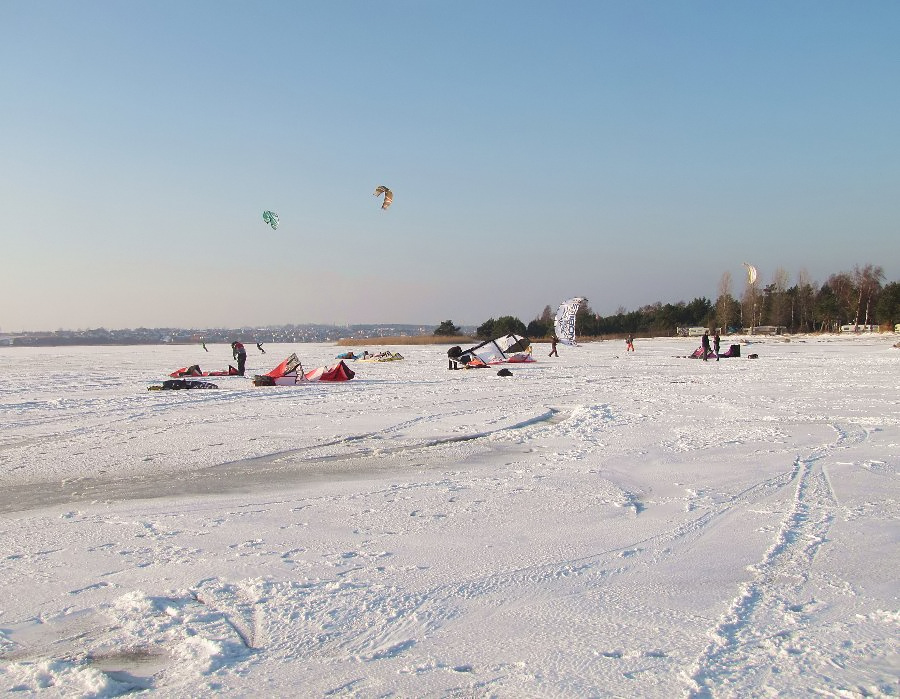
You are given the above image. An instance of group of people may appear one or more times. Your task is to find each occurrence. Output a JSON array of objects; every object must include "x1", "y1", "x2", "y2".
[
  {"x1": 549, "y1": 333, "x2": 637, "y2": 356},
  {"x1": 700, "y1": 331, "x2": 721, "y2": 360},
  {"x1": 209, "y1": 332, "x2": 731, "y2": 380},
  {"x1": 549, "y1": 331, "x2": 726, "y2": 360}
]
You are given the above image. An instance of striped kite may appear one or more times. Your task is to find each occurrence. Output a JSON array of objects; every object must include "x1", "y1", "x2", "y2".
[
  {"x1": 262, "y1": 211, "x2": 279, "y2": 230},
  {"x1": 373, "y1": 186, "x2": 393, "y2": 210}
]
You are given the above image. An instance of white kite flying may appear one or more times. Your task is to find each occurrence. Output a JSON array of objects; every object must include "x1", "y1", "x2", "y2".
[
  {"x1": 554, "y1": 297, "x2": 584, "y2": 346},
  {"x1": 743, "y1": 262, "x2": 758, "y2": 285}
]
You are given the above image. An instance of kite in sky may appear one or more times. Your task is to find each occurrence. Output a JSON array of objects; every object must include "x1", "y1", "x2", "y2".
[
  {"x1": 373, "y1": 186, "x2": 393, "y2": 210},
  {"x1": 262, "y1": 211, "x2": 279, "y2": 230},
  {"x1": 743, "y1": 262, "x2": 758, "y2": 285}
]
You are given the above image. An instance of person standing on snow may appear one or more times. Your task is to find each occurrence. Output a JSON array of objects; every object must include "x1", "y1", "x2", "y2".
[
  {"x1": 701, "y1": 332, "x2": 711, "y2": 361},
  {"x1": 231, "y1": 341, "x2": 247, "y2": 375},
  {"x1": 626, "y1": 334, "x2": 635, "y2": 352},
  {"x1": 549, "y1": 336, "x2": 559, "y2": 357},
  {"x1": 713, "y1": 332, "x2": 721, "y2": 361}
]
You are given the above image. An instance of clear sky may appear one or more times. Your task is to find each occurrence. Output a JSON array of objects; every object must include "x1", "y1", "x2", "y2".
[{"x1": 2, "y1": 1, "x2": 898, "y2": 331}]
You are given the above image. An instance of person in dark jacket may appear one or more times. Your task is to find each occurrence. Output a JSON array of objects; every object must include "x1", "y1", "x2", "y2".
[
  {"x1": 701, "y1": 332, "x2": 711, "y2": 361},
  {"x1": 447, "y1": 345, "x2": 463, "y2": 370},
  {"x1": 549, "y1": 336, "x2": 559, "y2": 357},
  {"x1": 713, "y1": 332, "x2": 721, "y2": 361},
  {"x1": 231, "y1": 341, "x2": 247, "y2": 375}
]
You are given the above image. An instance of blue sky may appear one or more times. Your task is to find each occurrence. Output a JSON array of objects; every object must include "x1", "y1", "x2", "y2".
[{"x1": 2, "y1": 1, "x2": 898, "y2": 331}]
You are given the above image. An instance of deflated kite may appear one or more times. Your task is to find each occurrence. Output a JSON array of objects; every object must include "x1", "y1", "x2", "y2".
[
  {"x1": 262, "y1": 211, "x2": 279, "y2": 230},
  {"x1": 373, "y1": 186, "x2": 393, "y2": 210}
]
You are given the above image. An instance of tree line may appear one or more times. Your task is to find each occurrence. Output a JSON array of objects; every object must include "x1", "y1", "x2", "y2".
[{"x1": 434, "y1": 264, "x2": 899, "y2": 339}]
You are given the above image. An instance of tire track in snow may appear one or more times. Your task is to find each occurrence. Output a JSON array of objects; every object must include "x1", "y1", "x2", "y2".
[{"x1": 684, "y1": 422, "x2": 866, "y2": 698}]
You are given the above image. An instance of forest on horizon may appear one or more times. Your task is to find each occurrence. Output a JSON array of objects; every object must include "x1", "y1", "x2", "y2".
[{"x1": 438, "y1": 264, "x2": 900, "y2": 339}]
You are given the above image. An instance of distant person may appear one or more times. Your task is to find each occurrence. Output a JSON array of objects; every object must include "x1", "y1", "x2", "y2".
[
  {"x1": 713, "y1": 332, "x2": 721, "y2": 361},
  {"x1": 701, "y1": 332, "x2": 711, "y2": 361},
  {"x1": 626, "y1": 334, "x2": 635, "y2": 352},
  {"x1": 201, "y1": 341, "x2": 208, "y2": 352},
  {"x1": 549, "y1": 336, "x2": 559, "y2": 357},
  {"x1": 231, "y1": 341, "x2": 247, "y2": 375},
  {"x1": 256, "y1": 342, "x2": 266, "y2": 354}
]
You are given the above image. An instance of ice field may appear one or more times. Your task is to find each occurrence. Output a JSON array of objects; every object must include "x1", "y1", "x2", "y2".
[{"x1": 1, "y1": 336, "x2": 897, "y2": 697}]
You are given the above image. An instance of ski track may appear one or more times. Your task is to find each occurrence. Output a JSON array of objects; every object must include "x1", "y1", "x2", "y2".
[
  {"x1": 684, "y1": 422, "x2": 867, "y2": 698},
  {"x1": 2, "y1": 405, "x2": 881, "y2": 696},
  {"x1": 1, "y1": 340, "x2": 898, "y2": 697}
]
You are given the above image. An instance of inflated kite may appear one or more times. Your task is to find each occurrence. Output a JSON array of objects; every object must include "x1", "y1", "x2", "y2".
[
  {"x1": 262, "y1": 210, "x2": 280, "y2": 230},
  {"x1": 373, "y1": 186, "x2": 393, "y2": 210},
  {"x1": 743, "y1": 262, "x2": 758, "y2": 285},
  {"x1": 554, "y1": 297, "x2": 584, "y2": 346}
]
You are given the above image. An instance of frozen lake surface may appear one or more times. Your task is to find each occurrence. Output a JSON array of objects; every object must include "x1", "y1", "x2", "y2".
[{"x1": 1, "y1": 336, "x2": 898, "y2": 697}]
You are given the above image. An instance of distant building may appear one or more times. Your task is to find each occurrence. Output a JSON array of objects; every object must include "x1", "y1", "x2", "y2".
[
  {"x1": 840, "y1": 324, "x2": 877, "y2": 333},
  {"x1": 676, "y1": 327, "x2": 709, "y2": 337}
]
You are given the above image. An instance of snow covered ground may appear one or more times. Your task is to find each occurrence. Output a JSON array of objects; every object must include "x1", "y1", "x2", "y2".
[{"x1": 1, "y1": 336, "x2": 897, "y2": 698}]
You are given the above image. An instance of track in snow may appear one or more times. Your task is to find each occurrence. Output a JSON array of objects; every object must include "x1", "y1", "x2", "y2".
[{"x1": 685, "y1": 422, "x2": 866, "y2": 697}]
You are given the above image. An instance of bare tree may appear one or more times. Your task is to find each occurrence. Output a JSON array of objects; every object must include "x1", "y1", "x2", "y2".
[
  {"x1": 539, "y1": 305, "x2": 553, "y2": 324},
  {"x1": 716, "y1": 271, "x2": 733, "y2": 331},
  {"x1": 769, "y1": 267, "x2": 790, "y2": 327},
  {"x1": 852, "y1": 264, "x2": 885, "y2": 326},
  {"x1": 741, "y1": 268, "x2": 761, "y2": 330},
  {"x1": 826, "y1": 272, "x2": 856, "y2": 324}
]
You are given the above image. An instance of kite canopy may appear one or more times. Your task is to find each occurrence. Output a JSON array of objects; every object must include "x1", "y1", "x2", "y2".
[
  {"x1": 262, "y1": 210, "x2": 280, "y2": 230},
  {"x1": 743, "y1": 262, "x2": 758, "y2": 285},
  {"x1": 458, "y1": 334, "x2": 533, "y2": 365},
  {"x1": 554, "y1": 298, "x2": 584, "y2": 345},
  {"x1": 253, "y1": 354, "x2": 355, "y2": 385},
  {"x1": 373, "y1": 186, "x2": 393, "y2": 210}
]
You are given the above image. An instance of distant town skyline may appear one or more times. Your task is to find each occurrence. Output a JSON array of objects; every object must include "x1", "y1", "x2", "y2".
[
  {"x1": 2, "y1": 2, "x2": 898, "y2": 332},
  {"x1": 0, "y1": 322, "x2": 447, "y2": 346}
]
